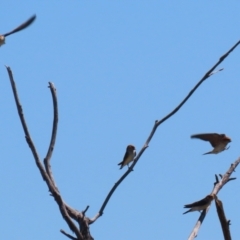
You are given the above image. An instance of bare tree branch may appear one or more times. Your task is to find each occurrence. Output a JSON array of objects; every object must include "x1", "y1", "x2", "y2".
[
  {"x1": 6, "y1": 38, "x2": 240, "y2": 238},
  {"x1": 82, "y1": 206, "x2": 89, "y2": 215},
  {"x1": 6, "y1": 67, "x2": 83, "y2": 240},
  {"x1": 215, "y1": 196, "x2": 232, "y2": 240},
  {"x1": 5, "y1": 66, "x2": 47, "y2": 181},
  {"x1": 60, "y1": 230, "x2": 78, "y2": 240},
  {"x1": 214, "y1": 174, "x2": 220, "y2": 185},
  {"x1": 187, "y1": 158, "x2": 240, "y2": 240},
  {"x1": 94, "y1": 40, "x2": 240, "y2": 222},
  {"x1": 43, "y1": 82, "x2": 59, "y2": 191}
]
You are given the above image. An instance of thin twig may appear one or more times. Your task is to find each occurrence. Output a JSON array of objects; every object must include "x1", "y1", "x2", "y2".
[
  {"x1": 43, "y1": 82, "x2": 59, "y2": 191},
  {"x1": 60, "y1": 230, "x2": 77, "y2": 240},
  {"x1": 82, "y1": 206, "x2": 89, "y2": 215},
  {"x1": 214, "y1": 174, "x2": 219, "y2": 185},
  {"x1": 5, "y1": 66, "x2": 46, "y2": 180},
  {"x1": 227, "y1": 178, "x2": 236, "y2": 183},
  {"x1": 93, "y1": 40, "x2": 240, "y2": 223}
]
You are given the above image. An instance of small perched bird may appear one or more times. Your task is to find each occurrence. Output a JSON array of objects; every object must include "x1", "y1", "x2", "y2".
[
  {"x1": 0, "y1": 15, "x2": 36, "y2": 47},
  {"x1": 191, "y1": 133, "x2": 231, "y2": 155},
  {"x1": 183, "y1": 194, "x2": 214, "y2": 214},
  {"x1": 118, "y1": 145, "x2": 136, "y2": 169}
]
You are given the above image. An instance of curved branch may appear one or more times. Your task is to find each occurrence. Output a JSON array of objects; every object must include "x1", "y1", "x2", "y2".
[
  {"x1": 43, "y1": 82, "x2": 59, "y2": 190},
  {"x1": 93, "y1": 40, "x2": 240, "y2": 222},
  {"x1": 187, "y1": 157, "x2": 240, "y2": 240}
]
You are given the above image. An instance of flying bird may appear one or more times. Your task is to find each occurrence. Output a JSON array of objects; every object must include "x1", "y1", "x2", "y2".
[
  {"x1": 0, "y1": 15, "x2": 36, "y2": 46},
  {"x1": 183, "y1": 194, "x2": 214, "y2": 214},
  {"x1": 118, "y1": 145, "x2": 136, "y2": 169},
  {"x1": 191, "y1": 133, "x2": 231, "y2": 155}
]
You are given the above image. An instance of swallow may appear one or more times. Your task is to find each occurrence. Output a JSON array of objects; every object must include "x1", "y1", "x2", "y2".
[
  {"x1": 191, "y1": 133, "x2": 231, "y2": 155},
  {"x1": 0, "y1": 15, "x2": 36, "y2": 46},
  {"x1": 118, "y1": 145, "x2": 136, "y2": 169},
  {"x1": 183, "y1": 194, "x2": 215, "y2": 214}
]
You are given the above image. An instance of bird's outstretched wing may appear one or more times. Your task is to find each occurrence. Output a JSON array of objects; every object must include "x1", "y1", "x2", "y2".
[
  {"x1": 3, "y1": 15, "x2": 36, "y2": 37},
  {"x1": 191, "y1": 133, "x2": 223, "y2": 147},
  {"x1": 184, "y1": 195, "x2": 213, "y2": 208}
]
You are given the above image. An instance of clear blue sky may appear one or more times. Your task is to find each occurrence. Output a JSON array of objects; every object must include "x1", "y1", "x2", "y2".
[{"x1": 1, "y1": 1, "x2": 240, "y2": 239}]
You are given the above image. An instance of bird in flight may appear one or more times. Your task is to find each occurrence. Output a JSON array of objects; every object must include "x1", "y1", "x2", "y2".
[
  {"x1": 118, "y1": 145, "x2": 136, "y2": 169},
  {"x1": 0, "y1": 15, "x2": 36, "y2": 47},
  {"x1": 183, "y1": 194, "x2": 215, "y2": 214},
  {"x1": 191, "y1": 133, "x2": 231, "y2": 155}
]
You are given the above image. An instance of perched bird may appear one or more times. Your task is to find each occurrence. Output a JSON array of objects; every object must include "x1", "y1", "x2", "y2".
[
  {"x1": 183, "y1": 194, "x2": 214, "y2": 214},
  {"x1": 118, "y1": 145, "x2": 136, "y2": 169},
  {"x1": 191, "y1": 133, "x2": 231, "y2": 155},
  {"x1": 0, "y1": 15, "x2": 36, "y2": 47}
]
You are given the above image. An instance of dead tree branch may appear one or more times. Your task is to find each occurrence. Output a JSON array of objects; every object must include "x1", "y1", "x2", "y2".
[
  {"x1": 43, "y1": 82, "x2": 59, "y2": 191},
  {"x1": 6, "y1": 39, "x2": 240, "y2": 238},
  {"x1": 93, "y1": 40, "x2": 240, "y2": 222},
  {"x1": 6, "y1": 67, "x2": 87, "y2": 240},
  {"x1": 187, "y1": 157, "x2": 240, "y2": 240},
  {"x1": 215, "y1": 196, "x2": 232, "y2": 240}
]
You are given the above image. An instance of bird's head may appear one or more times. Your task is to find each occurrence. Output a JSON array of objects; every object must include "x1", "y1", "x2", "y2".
[
  {"x1": 0, "y1": 35, "x2": 5, "y2": 46},
  {"x1": 224, "y1": 136, "x2": 231, "y2": 142},
  {"x1": 127, "y1": 145, "x2": 136, "y2": 151}
]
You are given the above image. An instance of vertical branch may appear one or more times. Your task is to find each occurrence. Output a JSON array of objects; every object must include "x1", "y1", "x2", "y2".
[
  {"x1": 5, "y1": 66, "x2": 46, "y2": 178},
  {"x1": 215, "y1": 196, "x2": 231, "y2": 240},
  {"x1": 43, "y1": 82, "x2": 59, "y2": 190}
]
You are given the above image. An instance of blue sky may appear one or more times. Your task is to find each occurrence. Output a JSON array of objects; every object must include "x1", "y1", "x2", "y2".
[{"x1": 1, "y1": 1, "x2": 240, "y2": 239}]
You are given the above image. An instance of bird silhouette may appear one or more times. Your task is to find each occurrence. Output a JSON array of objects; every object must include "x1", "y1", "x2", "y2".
[
  {"x1": 183, "y1": 195, "x2": 214, "y2": 214},
  {"x1": 118, "y1": 145, "x2": 136, "y2": 169},
  {"x1": 191, "y1": 133, "x2": 231, "y2": 155},
  {"x1": 0, "y1": 15, "x2": 36, "y2": 46}
]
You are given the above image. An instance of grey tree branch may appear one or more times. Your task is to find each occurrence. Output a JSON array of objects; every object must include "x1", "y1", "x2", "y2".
[
  {"x1": 5, "y1": 66, "x2": 46, "y2": 180},
  {"x1": 43, "y1": 82, "x2": 59, "y2": 191},
  {"x1": 6, "y1": 38, "x2": 240, "y2": 239},
  {"x1": 215, "y1": 196, "x2": 232, "y2": 240},
  {"x1": 6, "y1": 67, "x2": 83, "y2": 240},
  {"x1": 92, "y1": 40, "x2": 240, "y2": 223},
  {"x1": 60, "y1": 230, "x2": 77, "y2": 240},
  {"x1": 187, "y1": 158, "x2": 240, "y2": 240}
]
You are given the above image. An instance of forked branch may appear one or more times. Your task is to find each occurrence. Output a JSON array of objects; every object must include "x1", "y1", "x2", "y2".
[
  {"x1": 6, "y1": 39, "x2": 240, "y2": 239},
  {"x1": 6, "y1": 67, "x2": 84, "y2": 240},
  {"x1": 187, "y1": 158, "x2": 240, "y2": 240}
]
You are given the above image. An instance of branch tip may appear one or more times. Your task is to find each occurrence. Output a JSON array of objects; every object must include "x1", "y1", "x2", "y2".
[
  {"x1": 60, "y1": 229, "x2": 77, "y2": 240},
  {"x1": 226, "y1": 177, "x2": 236, "y2": 183},
  {"x1": 214, "y1": 174, "x2": 219, "y2": 184},
  {"x1": 83, "y1": 206, "x2": 89, "y2": 215}
]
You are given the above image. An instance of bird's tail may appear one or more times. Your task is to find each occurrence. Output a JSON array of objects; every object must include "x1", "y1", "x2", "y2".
[
  {"x1": 203, "y1": 150, "x2": 213, "y2": 155},
  {"x1": 183, "y1": 209, "x2": 192, "y2": 215},
  {"x1": 118, "y1": 162, "x2": 123, "y2": 169}
]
